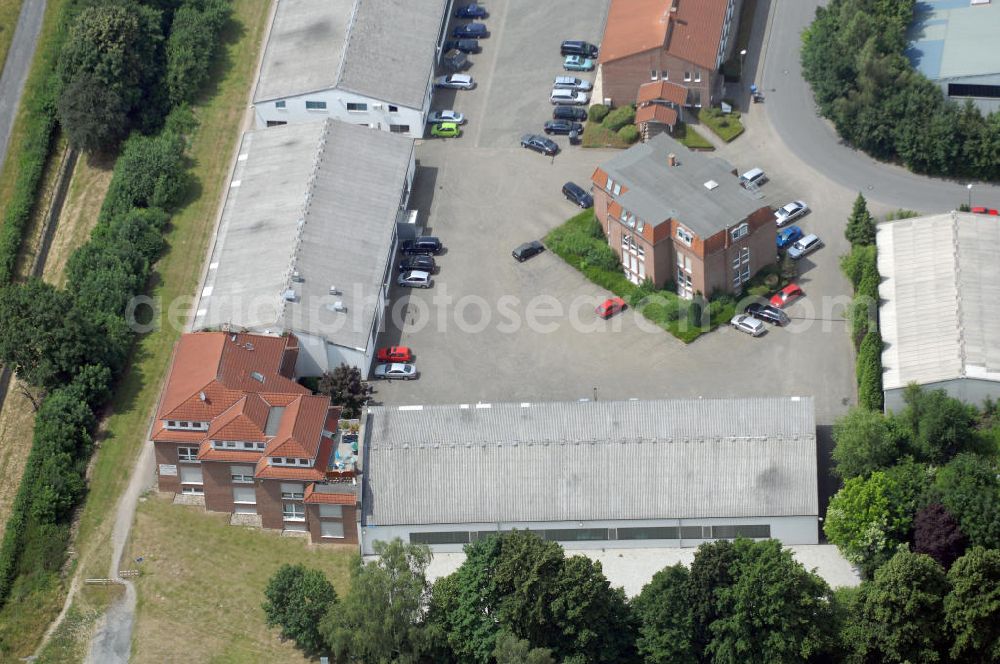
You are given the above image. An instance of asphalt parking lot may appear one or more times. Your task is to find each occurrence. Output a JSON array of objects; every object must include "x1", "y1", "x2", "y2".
[{"x1": 374, "y1": 0, "x2": 857, "y2": 428}]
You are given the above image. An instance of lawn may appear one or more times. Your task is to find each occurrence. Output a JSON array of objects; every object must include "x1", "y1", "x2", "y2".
[
  {"x1": 674, "y1": 122, "x2": 715, "y2": 150},
  {"x1": 581, "y1": 120, "x2": 632, "y2": 149},
  {"x1": 544, "y1": 210, "x2": 735, "y2": 343},
  {"x1": 698, "y1": 107, "x2": 745, "y2": 142},
  {"x1": 0, "y1": 0, "x2": 25, "y2": 87},
  {"x1": 126, "y1": 494, "x2": 354, "y2": 663}
]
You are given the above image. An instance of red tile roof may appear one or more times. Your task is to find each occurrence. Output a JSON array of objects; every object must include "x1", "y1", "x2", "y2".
[
  {"x1": 206, "y1": 394, "x2": 271, "y2": 442},
  {"x1": 264, "y1": 396, "x2": 334, "y2": 458},
  {"x1": 636, "y1": 104, "x2": 679, "y2": 127},
  {"x1": 197, "y1": 443, "x2": 261, "y2": 463},
  {"x1": 151, "y1": 424, "x2": 206, "y2": 443},
  {"x1": 664, "y1": 0, "x2": 731, "y2": 70},
  {"x1": 255, "y1": 435, "x2": 334, "y2": 481},
  {"x1": 637, "y1": 80, "x2": 689, "y2": 106},
  {"x1": 304, "y1": 484, "x2": 357, "y2": 505}
]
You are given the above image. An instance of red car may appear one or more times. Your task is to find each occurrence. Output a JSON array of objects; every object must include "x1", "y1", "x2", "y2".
[
  {"x1": 971, "y1": 206, "x2": 999, "y2": 215},
  {"x1": 376, "y1": 346, "x2": 413, "y2": 363},
  {"x1": 595, "y1": 297, "x2": 627, "y2": 319},
  {"x1": 770, "y1": 284, "x2": 803, "y2": 309}
]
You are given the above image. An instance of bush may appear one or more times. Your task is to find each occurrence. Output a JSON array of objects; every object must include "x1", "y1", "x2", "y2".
[
  {"x1": 166, "y1": 0, "x2": 232, "y2": 106},
  {"x1": 617, "y1": 125, "x2": 639, "y2": 144},
  {"x1": 857, "y1": 328, "x2": 884, "y2": 411},
  {"x1": 588, "y1": 103, "x2": 609, "y2": 123},
  {"x1": 603, "y1": 105, "x2": 635, "y2": 132}
]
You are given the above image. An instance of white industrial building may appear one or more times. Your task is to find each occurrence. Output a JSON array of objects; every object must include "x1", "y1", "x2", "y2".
[
  {"x1": 359, "y1": 397, "x2": 820, "y2": 555},
  {"x1": 194, "y1": 119, "x2": 415, "y2": 376},
  {"x1": 878, "y1": 211, "x2": 1000, "y2": 412},
  {"x1": 252, "y1": 0, "x2": 453, "y2": 137}
]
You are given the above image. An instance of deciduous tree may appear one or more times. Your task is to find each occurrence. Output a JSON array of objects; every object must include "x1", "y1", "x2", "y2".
[
  {"x1": 318, "y1": 363, "x2": 373, "y2": 418},
  {"x1": 831, "y1": 407, "x2": 905, "y2": 479},
  {"x1": 262, "y1": 563, "x2": 337, "y2": 656},
  {"x1": 935, "y1": 453, "x2": 1000, "y2": 549},
  {"x1": 912, "y1": 503, "x2": 968, "y2": 570},
  {"x1": 945, "y1": 547, "x2": 1000, "y2": 663},
  {"x1": 631, "y1": 563, "x2": 697, "y2": 664}
]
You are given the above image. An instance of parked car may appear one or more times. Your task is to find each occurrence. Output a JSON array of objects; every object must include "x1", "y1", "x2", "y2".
[
  {"x1": 745, "y1": 302, "x2": 790, "y2": 326},
  {"x1": 452, "y1": 23, "x2": 487, "y2": 38},
  {"x1": 397, "y1": 270, "x2": 432, "y2": 288},
  {"x1": 376, "y1": 346, "x2": 413, "y2": 363},
  {"x1": 521, "y1": 134, "x2": 559, "y2": 156},
  {"x1": 434, "y1": 74, "x2": 474, "y2": 89},
  {"x1": 563, "y1": 55, "x2": 595, "y2": 71},
  {"x1": 787, "y1": 233, "x2": 823, "y2": 260},
  {"x1": 401, "y1": 236, "x2": 443, "y2": 255},
  {"x1": 427, "y1": 110, "x2": 466, "y2": 124},
  {"x1": 443, "y1": 39, "x2": 480, "y2": 53},
  {"x1": 553, "y1": 105, "x2": 588, "y2": 121},
  {"x1": 373, "y1": 363, "x2": 418, "y2": 380},
  {"x1": 454, "y1": 2, "x2": 487, "y2": 18},
  {"x1": 544, "y1": 119, "x2": 583, "y2": 135},
  {"x1": 739, "y1": 167, "x2": 767, "y2": 188},
  {"x1": 553, "y1": 75, "x2": 593, "y2": 92},
  {"x1": 595, "y1": 297, "x2": 626, "y2": 319},
  {"x1": 971, "y1": 206, "x2": 1000, "y2": 215},
  {"x1": 398, "y1": 255, "x2": 436, "y2": 273},
  {"x1": 560, "y1": 40, "x2": 598, "y2": 57},
  {"x1": 770, "y1": 283, "x2": 804, "y2": 309},
  {"x1": 775, "y1": 200, "x2": 808, "y2": 226},
  {"x1": 550, "y1": 89, "x2": 589, "y2": 105},
  {"x1": 562, "y1": 182, "x2": 593, "y2": 208},
  {"x1": 777, "y1": 225, "x2": 803, "y2": 250},
  {"x1": 431, "y1": 121, "x2": 461, "y2": 138},
  {"x1": 512, "y1": 240, "x2": 545, "y2": 262},
  {"x1": 730, "y1": 314, "x2": 765, "y2": 337}
]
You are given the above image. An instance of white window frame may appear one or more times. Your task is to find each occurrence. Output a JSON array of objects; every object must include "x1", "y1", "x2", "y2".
[
  {"x1": 650, "y1": 70, "x2": 658, "y2": 80},
  {"x1": 181, "y1": 486, "x2": 204, "y2": 495},
  {"x1": 282, "y1": 502, "x2": 305, "y2": 521},
  {"x1": 177, "y1": 447, "x2": 198, "y2": 462},
  {"x1": 605, "y1": 177, "x2": 615, "y2": 193},
  {"x1": 695, "y1": 70, "x2": 702, "y2": 82},
  {"x1": 319, "y1": 504, "x2": 344, "y2": 518},
  {"x1": 305, "y1": 100, "x2": 327, "y2": 110},
  {"x1": 612, "y1": 182, "x2": 622, "y2": 196},
  {"x1": 275, "y1": 100, "x2": 286, "y2": 109},
  {"x1": 730, "y1": 223, "x2": 749, "y2": 241},
  {"x1": 230, "y1": 466, "x2": 255, "y2": 484},
  {"x1": 179, "y1": 466, "x2": 203, "y2": 486},
  {"x1": 676, "y1": 227, "x2": 693, "y2": 246},
  {"x1": 281, "y1": 483, "x2": 305, "y2": 500},
  {"x1": 233, "y1": 486, "x2": 257, "y2": 504},
  {"x1": 684, "y1": 71, "x2": 692, "y2": 82},
  {"x1": 320, "y1": 521, "x2": 345, "y2": 539}
]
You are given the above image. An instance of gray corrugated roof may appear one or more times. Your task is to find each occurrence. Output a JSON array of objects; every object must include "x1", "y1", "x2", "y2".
[
  {"x1": 878, "y1": 212, "x2": 1000, "y2": 391},
  {"x1": 600, "y1": 134, "x2": 765, "y2": 238},
  {"x1": 196, "y1": 120, "x2": 414, "y2": 351},
  {"x1": 363, "y1": 397, "x2": 818, "y2": 526},
  {"x1": 254, "y1": 0, "x2": 447, "y2": 109}
]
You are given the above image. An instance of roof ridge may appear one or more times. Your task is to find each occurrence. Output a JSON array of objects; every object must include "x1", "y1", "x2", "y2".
[
  {"x1": 334, "y1": 0, "x2": 363, "y2": 89},
  {"x1": 951, "y1": 211, "x2": 967, "y2": 375}
]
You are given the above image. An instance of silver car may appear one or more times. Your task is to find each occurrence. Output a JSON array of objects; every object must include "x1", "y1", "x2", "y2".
[
  {"x1": 730, "y1": 314, "x2": 766, "y2": 337},
  {"x1": 553, "y1": 75, "x2": 593, "y2": 92},
  {"x1": 550, "y1": 89, "x2": 589, "y2": 105},
  {"x1": 775, "y1": 200, "x2": 808, "y2": 226},
  {"x1": 787, "y1": 234, "x2": 823, "y2": 260},
  {"x1": 373, "y1": 363, "x2": 418, "y2": 380},
  {"x1": 397, "y1": 270, "x2": 432, "y2": 288},
  {"x1": 434, "y1": 74, "x2": 475, "y2": 89},
  {"x1": 427, "y1": 110, "x2": 466, "y2": 124}
]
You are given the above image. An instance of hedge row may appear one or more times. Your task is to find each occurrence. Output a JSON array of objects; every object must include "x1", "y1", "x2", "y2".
[{"x1": 839, "y1": 211, "x2": 884, "y2": 410}]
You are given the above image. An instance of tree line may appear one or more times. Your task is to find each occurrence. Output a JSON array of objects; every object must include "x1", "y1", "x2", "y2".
[
  {"x1": 265, "y1": 530, "x2": 1000, "y2": 663},
  {"x1": 801, "y1": 0, "x2": 1000, "y2": 179},
  {"x1": 0, "y1": 0, "x2": 230, "y2": 619}
]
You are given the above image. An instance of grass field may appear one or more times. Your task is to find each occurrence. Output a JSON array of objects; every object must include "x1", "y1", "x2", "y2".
[
  {"x1": 675, "y1": 122, "x2": 715, "y2": 150},
  {"x1": 4, "y1": 0, "x2": 273, "y2": 658},
  {"x1": 0, "y1": 0, "x2": 25, "y2": 84},
  {"x1": 698, "y1": 107, "x2": 745, "y2": 142},
  {"x1": 127, "y1": 494, "x2": 354, "y2": 662},
  {"x1": 0, "y1": 378, "x2": 39, "y2": 542}
]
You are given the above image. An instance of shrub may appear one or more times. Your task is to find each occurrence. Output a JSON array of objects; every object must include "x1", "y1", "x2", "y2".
[
  {"x1": 603, "y1": 105, "x2": 635, "y2": 132},
  {"x1": 588, "y1": 103, "x2": 609, "y2": 123},
  {"x1": 617, "y1": 125, "x2": 639, "y2": 144},
  {"x1": 166, "y1": 0, "x2": 232, "y2": 106},
  {"x1": 857, "y1": 328, "x2": 884, "y2": 411}
]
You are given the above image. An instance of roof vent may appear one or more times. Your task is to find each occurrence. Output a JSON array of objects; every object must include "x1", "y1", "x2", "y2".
[
  {"x1": 329, "y1": 285, "x2": 340, "y2": 295},
  {"x1": 251, "y1": 371, "x2": 265, "y2": 383},
  {"x1": 283, "y1": 289, "x2": 297, "y2": 302},
  {"x1": 291, "y1": 271, "x2": 303, "y2": 283},
  {"x1": 704, "y1": 180, "x2": 719, "y2": 190},
  {"x1": 199, "y1": 391, "x2": 206, "y2": 401},
  {"x1": 245, "y1": 342, "x2": 254, "y2": 351},
  {"x1": 326, "y1": 302, "x2": 347, "y2": 313},
  {"x1": 668, "y1": 153, "x2": 677, "y2": 166}
]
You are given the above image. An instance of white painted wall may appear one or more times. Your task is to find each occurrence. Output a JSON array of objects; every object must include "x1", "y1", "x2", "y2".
[{"x1": 254, "y1": 88, "x2": 428, "y2": 138}]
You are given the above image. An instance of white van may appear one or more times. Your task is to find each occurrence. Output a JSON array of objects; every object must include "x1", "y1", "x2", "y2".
[{"x1": 550, "y1": 89, "x2": 589, "y2": 105}]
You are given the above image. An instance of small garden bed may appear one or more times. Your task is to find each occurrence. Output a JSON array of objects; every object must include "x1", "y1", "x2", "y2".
[
  {"x1": 544, "y1": 210, "x2": 735, "y2": 343},
  {"x1": 674, "y1": 122, "x2": 714, "y2": 150},
  {"x1": 699, "y1": 107, "x2": 745, "y2": 142},
  {"x1": 581, "y1": 104, "x2": 639, "y2": 148}
]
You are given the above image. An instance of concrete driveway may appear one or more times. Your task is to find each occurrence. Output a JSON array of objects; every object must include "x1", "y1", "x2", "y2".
[{"x1": 373, "y1": 0, "x2": 857, "y2": 430}]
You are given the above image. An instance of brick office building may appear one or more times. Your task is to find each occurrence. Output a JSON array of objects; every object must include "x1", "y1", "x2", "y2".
[
  {"x1": 591, "y1": 134, "x2": 774, "y2": 297},
  {"x1": 152, "y1": 332, "x2": 359, "y2": 544},
  {"x1": 597, "y1": 0, "x2": 741, "y2": 109}
]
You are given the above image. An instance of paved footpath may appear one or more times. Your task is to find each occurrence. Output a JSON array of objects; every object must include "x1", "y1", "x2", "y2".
[{"x1": 0, "y1": 0, "x2": 46, "y2": 173}]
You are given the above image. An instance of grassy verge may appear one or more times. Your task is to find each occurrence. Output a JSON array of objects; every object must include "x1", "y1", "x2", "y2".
[
  {"x1": 699, "y1": 107, "x2": 745, "y2": 142},
  {"x1": 582, "y1": 120, "x2": 632, "y2": 149},
  {"x1": 545, "y1": 210, "x2": 735, "y2": 343},
  {"x1": 0, "y1": 379, "x2": 39, "y2": 541},
  {"x1": 127, "y1": 494, "x2": 353, "y2": 662},
  {"x1": 0, "y1": 0, "x2": 25, "y2": 83},
  {"x1": 0, "y1": 0, "x2": 271, "y2": 657},
  {"x1": 674, "y1": 122, "x2": 714, "y2": 150}
]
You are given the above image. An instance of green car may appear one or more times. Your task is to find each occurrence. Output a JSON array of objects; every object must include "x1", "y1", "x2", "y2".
[{"x1": 431, "y1": 122, "x2": 461, "y2": 138}]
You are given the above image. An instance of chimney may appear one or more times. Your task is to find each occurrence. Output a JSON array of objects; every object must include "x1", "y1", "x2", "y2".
[{"x1": 668, "y1": 153, "x2": 677, "y2": 167}]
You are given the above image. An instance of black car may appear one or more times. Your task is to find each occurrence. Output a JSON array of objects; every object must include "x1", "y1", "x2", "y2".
[
  {"x1": 562, "y1": 182, "x2": 593, "y2": 208},
  {"x1": 745, "y1": 302, "x2": 790, "y2": 326},
  {"x1": 453, "y1": 23, "x2": 488, "y2": 38},
  {"x1": 398, "y1": 255, "x2": 437, "y2": 273},
  {"x1": 512, "y1": 240, "x2": 545, "y2": 262},
  {"x1": 454, "y1": 2, "x2": 488, "y2": 18},
  {"x1": 544, "y1": 120, "x2": 584, "y2": 136},
  {"x1": 520, "y1": 134, "x2": 558, "y2": 156},
  {"x1": 443, "y1": 38, "x2": 480, "y2": 53},
  {"x1": 552, "y1": 105, "x2": 587, "y2": 122},
  {"x1": 560, "y1": 40, "x2": 598, "y2": 57},
  {"x1": 400, "y1": 236, "x2": 443, "y2": 255}
]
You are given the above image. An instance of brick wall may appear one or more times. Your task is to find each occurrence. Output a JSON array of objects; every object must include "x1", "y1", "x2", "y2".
[
  {"x1": 600, "y1": 49, "x2": 717, "y2": 108},
  {"x1": 202, "y1": 462, "x2": 236, "y2": 513},
  {"x1": 153, "y1": 441, "x2": 203, "y2": 493},
  {"x1": 306, "y1": 503, "x2": 359, "y2": 545},
  {"x1": 257, "y1": 479, "x2": 286, "y2": 530}
]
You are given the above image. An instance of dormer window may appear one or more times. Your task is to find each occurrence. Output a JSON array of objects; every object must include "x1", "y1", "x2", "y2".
[
  {"x1": 676, "y1": 227, "x2": 693, "y2": 246},
  {"x1": 165, "y1": 420, "x2": 208, "y2": 431},
  {"x1": 730, "y1": 223, "x2": 749, "y2": 241}
]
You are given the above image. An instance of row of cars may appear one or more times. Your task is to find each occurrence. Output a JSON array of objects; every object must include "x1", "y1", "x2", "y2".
[{"x1": 429, "y1": 4, "x2": 494, "y2": 138}]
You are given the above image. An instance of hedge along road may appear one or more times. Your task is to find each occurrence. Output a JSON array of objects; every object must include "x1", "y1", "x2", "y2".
[
  {"x1": 0, "y1": 0, "x2": 45, "y2": 171},
  {"x1": 757, "y1": 0, "x2": 1000, "y2": 211}
]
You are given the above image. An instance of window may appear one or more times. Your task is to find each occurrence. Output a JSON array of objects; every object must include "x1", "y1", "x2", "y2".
[
  {"x1": 321, "y1": 521, "x2": 345, "y2": 538},
  {"x1": 179, "y1": 466, "x2": 203, "y2": 485},
  {"x1": 281, "y1": 482, "x2": 305, "y2": 500},
  {"x1": 346, "y1": 102, "x2": 368, "y2": 112},
  {"x1": 618, "y1": 526, "x2": 680, "y2": 540},
  {"x1": 272, "y1": 457, "x2": 284, "y2": 464},
  {"x1": 389, "y1": 124, "x2": 410, "y2": 133},
  {"x1": 676, "y1": 227, "x2": 693, "y2": 245},
  {"x1": 233, "y1": 486, "x2": 256, "y2": 504},
  {"x1": 612, "y1": 182, "x2": 622, "y2": 196},
  {"x1": 181, "y1": 485, "x2": 204, "y2": 495},
  {"x1": 540, "y1": 528, "x2": 609, "y2": 542},
  {"x1": 948, "y1": 83, "x2": 1000, "y2": 99},
  {"x1": 650, "y1": 70, "x2": 658, "y2": 80},
  {"x1": 167, "y1": 420, "x2": 176, "y2": 427},
  {"x1": 694, "y1": 70, "x2": 702, "y2": 82},
  {"x1": 410, "y1": 531, "x2": 471, "y2": 545},
  {"x1": 388, "y1": 105, "x2": 399, "y2": 112},
  {"x1": 684, "y1": 71, "x2": 692, "y2": 82},
  {"x1": 305, "y1": 100, "x2": 327, "y2": 110},
  {"x1": 712, "y1": 524, "x2": 771, "y2": 539},
  {"x1": 604, "y1": 177, "x2": 615, "y2": 193},
  {"x1": 282, "y1": 503, "x2": 305, "y2": 520},
  {"x1": 661, "y1": 70, "x2": 668, "y2": 81},
  {"x1": 319, "y1": 504, "x2": 344, "y2": 518},
  {"x1": 680, "y1": 525, "x2": 703, "y2": 539},
  {"x1": 230, "y1": 466, "x2": 254, "y2": 484},
  {"x1": 167, "y1": 420, "x2": 207, "y2": 431},
  {"x1": 266, "y1": 120, "x2": 288, "y2": 127},
  {"x1": 730, "y1": 223, "x2": 749, "y2": 241},
  {"x1": 177, "y1": 447, "x2": 198, "y2": 462},
  {"x1": 275, "y1": 100, "x2": 286, "y2": 109}
]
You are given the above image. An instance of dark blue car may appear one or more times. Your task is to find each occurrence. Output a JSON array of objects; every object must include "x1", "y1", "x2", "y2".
[
  {"x1": 777, "y1": 225, "x2": 803, "y2": 249},
  {"x1": 453, "y1": 23, "x2": 488, "y2": 38},
  {"x1": 455, "y1": 3, "x2": 488, "y2": 18},
  {"x1": 444, "y1": 39, "x2": 480, "y2": 53}
]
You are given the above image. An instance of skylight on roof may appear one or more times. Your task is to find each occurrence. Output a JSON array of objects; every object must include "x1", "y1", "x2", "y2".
[{"x1": 704, "y1": 180, "x2": 719, "y2": 190}]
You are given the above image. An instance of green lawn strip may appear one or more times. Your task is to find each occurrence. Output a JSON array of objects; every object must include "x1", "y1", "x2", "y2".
[
  {"x1": 674, "y1": 122, "x2": 714, "y2": 150},
  {"x1": 698, "y1": 107, "x2": 745, "y2": 142},
  {"x1": 544, "y1": 210, "x2": 734, "y2": 343}
]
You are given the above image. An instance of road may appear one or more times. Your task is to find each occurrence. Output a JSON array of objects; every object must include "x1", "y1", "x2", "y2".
[
  {"x1": 758, "y1": 0, "x2": 1000, "y2": 212},
  {"x1": 0, "y1": 0, "x2": 45, "y2": 172}
]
